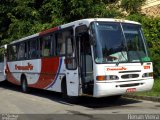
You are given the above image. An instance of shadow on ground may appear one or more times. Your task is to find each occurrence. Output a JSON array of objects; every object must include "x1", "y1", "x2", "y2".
[{"x1": 0, "y1": 81, "x2": 141, "y2": 109}]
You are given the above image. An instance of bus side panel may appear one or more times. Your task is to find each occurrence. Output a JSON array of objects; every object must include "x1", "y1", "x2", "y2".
[
  {"x1": 45, "y1": 57, "x2": 65, "y2": 92},
  {"x1": 6, "y1": 61, "x2": 21, "y2": 85},
  {"x1": 6, "y1": 60, "x2": 41, "y2": 85},
  {"x1": 28, "y1": 57, "x2": 61, "y2": 90},
  {"x1": 7, "y1": 57, "x2": 63, "y2": 92},
  {"x1": 0, "y1": 62, "x2": 6, "y2": 81}
]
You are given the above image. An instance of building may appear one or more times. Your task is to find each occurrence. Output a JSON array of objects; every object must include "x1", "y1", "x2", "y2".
[{"x1": 141, "y1": 0, "x2": 160, "y2": 17}]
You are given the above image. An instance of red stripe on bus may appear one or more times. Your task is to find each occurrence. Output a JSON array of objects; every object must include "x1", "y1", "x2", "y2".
[
  {"x1": 6, "y1": 64, "x2": 20, "y2": 85},
  {"x1": 39, "y1": 27, "x2": 59, "y2": 36},
  {"x1": 29, "y1": 57, "x2": 60, "y2": 89}
]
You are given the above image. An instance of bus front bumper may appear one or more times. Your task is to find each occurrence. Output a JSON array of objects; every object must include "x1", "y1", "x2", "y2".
[{"x1": 93, "y1": 78, "x2": 154, "y2": 98}]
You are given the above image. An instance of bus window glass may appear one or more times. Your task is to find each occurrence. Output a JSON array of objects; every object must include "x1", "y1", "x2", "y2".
[
  {"x1": 40, "y1": 36, "x2": 51, "y2": 57},
  {"x1": 55, "y1": 29, "x2": 73, "y2": 56},
  {"x1": 66, "y1": 37, "x2": 73, "y2": 55},
  {"x1": 92, "y1": 22, "x2": 149, "y2": 63},
  {"x1": 66, "y1": 58, "x2": 77, "y2": 70},
  {"x1": 18, "y1": 43, "x2": 25, "y2": 60},
  {"x1": 0, "y1": 52, "x2": 3, "y2": 62},
  {"x1": 55, "y1": 32, "x2": 65, "y2": 55},
  {"x1": 29, "y1": 40, "x2": 38, "y2": 59},
  {"x1": 0, "y1": 48, "x2": 4, "y2": 62},
  {"x1": 24, "y1": 42, "x2": 28, "y2": 59},
  {"x1": 9, "y1": 45, "x2": 17, "y2": 61},
  {"x1": 122, "y1": 23, "x2": 148, "y2": 62}
]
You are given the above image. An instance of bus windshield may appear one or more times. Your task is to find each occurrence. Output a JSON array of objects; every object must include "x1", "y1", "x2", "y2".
[{"x1": 92, "y1": 22, "x2": 150, "y2": 64}]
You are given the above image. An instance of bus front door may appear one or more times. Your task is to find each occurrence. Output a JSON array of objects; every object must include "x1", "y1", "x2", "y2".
[
  {"x1": 78, "y1": 33, "x2": 94, "y2": 95},
  {"x1": 65, "y1": 37, "x2": 79, "y2": 97}
]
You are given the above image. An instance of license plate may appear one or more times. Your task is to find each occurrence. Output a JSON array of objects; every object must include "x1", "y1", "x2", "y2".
[{"x1": 126, "y1": 88, "x2": 136, "y2": 93}]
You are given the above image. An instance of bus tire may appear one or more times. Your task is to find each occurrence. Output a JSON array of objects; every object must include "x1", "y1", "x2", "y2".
[
  {"x1": 21, "y1": 76, "x2": 29, "y2": 93},
  {"x1": 61, "y1": 79, "x2": 67, "y2": 98}
]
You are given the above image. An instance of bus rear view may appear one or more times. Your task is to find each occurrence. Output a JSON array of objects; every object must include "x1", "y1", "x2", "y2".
[{"x1": 89, "y1": 20, "x2": 154, "y2": 97}]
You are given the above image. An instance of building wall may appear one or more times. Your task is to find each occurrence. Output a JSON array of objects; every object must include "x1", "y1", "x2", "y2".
[{"x1": 141, "y1": 0, "x2": 160, "y2": 17}]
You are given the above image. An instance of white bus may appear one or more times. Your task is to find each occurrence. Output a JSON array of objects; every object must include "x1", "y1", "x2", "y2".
[
  {"x1": 0, "y1": 45, "x2": 7, "y2": 82},
  {"x1": 6, "y1": 18, "x2": 154, "y2": 98}
]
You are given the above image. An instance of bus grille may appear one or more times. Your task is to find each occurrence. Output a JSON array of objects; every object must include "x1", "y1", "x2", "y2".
[{"x1": 121, "y1": 74, "x2": 139, "y2": 79}]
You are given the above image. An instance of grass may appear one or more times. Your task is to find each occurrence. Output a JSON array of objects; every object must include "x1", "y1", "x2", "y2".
[{"x1": 130, "y1": 78, "x2": 160, "y2": 97}]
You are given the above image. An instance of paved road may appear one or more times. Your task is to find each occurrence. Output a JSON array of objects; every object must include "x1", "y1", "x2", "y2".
[{"x1": 0, "y1": 81, "x2": 160, "y2": 120}]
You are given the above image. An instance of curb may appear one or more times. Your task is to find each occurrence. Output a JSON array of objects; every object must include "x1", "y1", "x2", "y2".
[{"x1": 123, "y1": 94, "x2": 160, "y2": 103}]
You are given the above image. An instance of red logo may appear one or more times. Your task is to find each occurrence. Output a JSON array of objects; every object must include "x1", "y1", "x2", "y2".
[
  {"x1": 15, "y1": 63, "x2": 33, "y2": 71},
  {"x1": 106, "y1": 67, "x2": 127, "y2": 71},
  {"x1": 144, "y1": 66, "x2": 150, "y2": 69}
]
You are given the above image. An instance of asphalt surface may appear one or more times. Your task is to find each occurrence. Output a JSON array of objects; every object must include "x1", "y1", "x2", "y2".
[{"x1": 0, "y1": 81, "x2": 160, "y2": 120}]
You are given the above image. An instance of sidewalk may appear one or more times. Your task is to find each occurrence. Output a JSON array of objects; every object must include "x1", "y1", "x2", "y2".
[{"x1": 124, "y1": 94, "x2": 160, "y2": 102}]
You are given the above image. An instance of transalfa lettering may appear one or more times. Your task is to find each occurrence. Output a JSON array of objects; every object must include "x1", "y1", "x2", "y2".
[
  {"x1": 107, "y1": 67, "x2": 127, "y2": 71},
  {"x1": 15, "y1": 63, "x2": 33, "y2": 71}
]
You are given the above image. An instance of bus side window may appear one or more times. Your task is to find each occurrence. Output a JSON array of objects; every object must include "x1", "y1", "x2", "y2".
[
  {"x1": 66, "y1": 37, "x2": 73, "y2": 55},
  {"x1": 10, "y1": 45, "x2": 17, "y2": 61},
  {"x1": 29, "y1": 40, "x2": 38, "y2": 59},
  {"x1": 63, "y1": 30, "x2": 73, "y2": 56},
  {"x1": 52, "y1": 34, "x2": 56, "y2": 56},
  {"x1": 24, "y1": 42, "x2": 28, "y2": 59},
  {"x1": 0, "y1": 47, "x2": 5, "y2": 62},
  {"x1": 55, "y1": 32, "x2": 64, "y2": 55},
  {"x1": 18, "y1": 43, "x2": 25, "y2": 60},
  {"x1": 0, "y1": 51, "x2": 3, "y2": 62},
  {"x1": 40, "y1": 36, "x2": 51, "y2": 57},
  {"x1": 55, "y1": 29, "x2": 73, "y2": 56}
]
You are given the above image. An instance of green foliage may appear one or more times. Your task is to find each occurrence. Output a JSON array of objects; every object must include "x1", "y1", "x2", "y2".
[
  {"x1": 131, "y1": 79, "x2": 160, "y2": 97},
  {"x1": 0, "y1": 0, "x2": 159, "y2": 77},
  {"x1": 121, "y1": 0, "x2": 146, "y2": 14},
  {"x1": 62, "y1": 0, "x2": 121, "y2": 22},
  {"x1": 127, "y1": 14, "x2": 160, "y2": 77},
  {"x1": 0, "y1": 0, "x2": 121, "y2": 44}
]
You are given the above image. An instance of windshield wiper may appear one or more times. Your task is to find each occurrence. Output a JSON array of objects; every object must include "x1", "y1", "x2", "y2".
[
  {"x1": 116, "y1": 55, "x2": 120, "y2": 66},
  {"x1": 115, "y1": 23, "x2": 129, "y2": 66}
]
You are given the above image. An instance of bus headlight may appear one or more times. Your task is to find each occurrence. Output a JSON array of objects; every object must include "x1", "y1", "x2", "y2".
[
  {"x1": 96, "y1": 75, "x2": 119, "y2": 81},
  {"x1": 142, "y1": 72, "x2": 153, "y2": 78}
]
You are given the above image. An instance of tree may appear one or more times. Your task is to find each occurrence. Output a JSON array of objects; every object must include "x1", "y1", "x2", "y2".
[
  {"x1": 0, "y1": 0, "x2": 159, "y2": 77},
  {"x1": 0, "y1": 0, "x2": 121, "y2": 45},
  {"x1": 61, "y1": 0, "x2": 121, "y2": 22},
  {"x1": 127, "y1": 14, "x2": 160, "y2": 77},
  {"x1": 121, "y1": 0, "x2": 146, "y2": 14}
]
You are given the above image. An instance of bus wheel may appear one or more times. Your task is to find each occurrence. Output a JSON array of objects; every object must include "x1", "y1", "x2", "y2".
[
  {"x1": 21, "y1": 77, "x2": 29, "y2": 93},
  {"x1": 61, "y1": 79, "x2": 67, "y2": 98}
]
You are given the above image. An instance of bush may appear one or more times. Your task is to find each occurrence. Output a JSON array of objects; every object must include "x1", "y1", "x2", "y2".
[
  {"x1": 127, "y1": 14, "x2": 160, "y2": 77},
  {"x1": 121, "y1": 0, "x2": 146, "y2": 14}
]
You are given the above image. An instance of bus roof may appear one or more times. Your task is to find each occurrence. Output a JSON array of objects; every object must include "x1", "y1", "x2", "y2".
[
  {"x1": 10, "y1": 18, "x2": 141, "y2": 44},
  {"x1": 0, "y1": 44, "x2": 7, "y2": 49}
]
